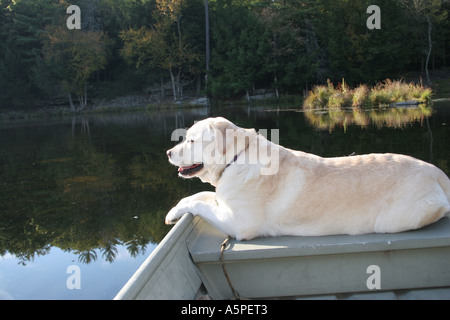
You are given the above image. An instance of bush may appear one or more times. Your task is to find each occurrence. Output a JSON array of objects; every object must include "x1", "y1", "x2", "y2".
[
  {"x1": 352, "y1": 85, "x2": 371, "y2": 107},
  {"x1": 303, "y1": 79, "x2": 432, "y2": 110}
]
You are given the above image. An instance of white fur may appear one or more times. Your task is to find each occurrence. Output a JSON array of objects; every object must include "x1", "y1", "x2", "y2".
[{"x1": 166, "y1": 117, "x2": 450, "y2": 240}]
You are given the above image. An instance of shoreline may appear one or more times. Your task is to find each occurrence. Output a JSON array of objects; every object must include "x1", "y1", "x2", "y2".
[
  {"x1": 2, "y1": 95, "x2": 450, "y2": 122},
  {"x1": 1, "y1": 74, "x2": 449, "y2": 121},
  {"x1": 0, "y1": 95, "x2": 209, "y2": 121}
]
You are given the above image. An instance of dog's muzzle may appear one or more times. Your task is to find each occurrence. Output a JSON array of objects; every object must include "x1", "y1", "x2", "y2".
[{"x1": 167, "y1": 150, "x2": 204, "y2": 176}]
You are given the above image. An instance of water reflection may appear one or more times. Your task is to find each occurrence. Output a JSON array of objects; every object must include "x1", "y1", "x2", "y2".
[
  {"x1": 303, "y1": 105, "x2": 433, "y2": 132},
  {"x1": 0, "y1": 110, "x2": 212, "y2": 265}
]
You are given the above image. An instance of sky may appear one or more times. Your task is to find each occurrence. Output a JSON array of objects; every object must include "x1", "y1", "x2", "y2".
[{"x1": 0, "y1": 243, "x2": 156, "y2": 300}]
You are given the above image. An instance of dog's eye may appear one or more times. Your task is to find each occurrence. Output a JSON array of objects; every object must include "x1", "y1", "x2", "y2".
[{"x1": 188, "y1": 140, "x2": 194, "y2": 143}]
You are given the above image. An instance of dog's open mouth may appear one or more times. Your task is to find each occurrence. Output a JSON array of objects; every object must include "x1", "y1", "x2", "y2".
[{"x1": 178, "y1": 163, "x2": 204, "y2": 176}]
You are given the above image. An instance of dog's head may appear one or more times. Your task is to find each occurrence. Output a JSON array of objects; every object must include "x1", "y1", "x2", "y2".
[{"x1": 166, "y1": 117, "x2": 252, "y2": 186}]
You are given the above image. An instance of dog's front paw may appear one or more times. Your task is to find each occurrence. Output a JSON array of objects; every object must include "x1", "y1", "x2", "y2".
[{"x1": 165, "y1": 205, "x2": 187, "y2": 225}]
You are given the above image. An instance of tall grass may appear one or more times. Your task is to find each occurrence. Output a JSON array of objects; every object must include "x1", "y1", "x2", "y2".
[{"x1": 303, "y1": 79, "x2": 432, "y2": 110}]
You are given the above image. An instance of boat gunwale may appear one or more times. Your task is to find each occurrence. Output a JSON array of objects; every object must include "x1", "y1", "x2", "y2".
[{"x1": 114, "y1": 213, "x2": 197, "y2": 300}]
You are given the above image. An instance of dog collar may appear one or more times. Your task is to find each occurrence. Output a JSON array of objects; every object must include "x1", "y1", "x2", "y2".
[
  {"x1": 225, "y1": 154, "x2": 239, "y2": 169},
  {"x1": 218, "y1": 152, "x2": 241, "y2": 182}
]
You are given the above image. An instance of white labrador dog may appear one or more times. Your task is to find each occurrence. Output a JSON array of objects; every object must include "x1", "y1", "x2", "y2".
[{"x1": 166, "y1": 117, "x2": 450, "y2": 240}]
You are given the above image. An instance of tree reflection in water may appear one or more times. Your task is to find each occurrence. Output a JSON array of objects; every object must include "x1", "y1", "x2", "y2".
[
  {"x1": 0, "y1": 111, "x2": 211, "y2": 265},
  {"x1": 76, "y1": 249, "x2": 98, "y2": 264}
]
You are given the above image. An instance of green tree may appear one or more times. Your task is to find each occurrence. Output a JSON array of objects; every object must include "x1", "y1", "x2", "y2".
[
  {"x1": 209, "y1": 0, "x2": 270, "y2": 98},
  {"x1": 258, "y1": 2, "x2": 322, "y2": 95},
  {"x1": 42, "y1": 26, "x2": 110, "y2": 110},
  {"x1": 120, "y1": 0, "x2": 200, "y2": 101},
  {"x1": 99, "y1": 0, "x2": 157, "y2": 38},
  {"x1": 0, "y1": 0, "x2": 65, "y2": 108},
  {"x1": 313, "y1": 0, "x2": 415, "y2": 85},
  {"x1": 399, "y1": 0, "x2": 449, "y2": 85}
]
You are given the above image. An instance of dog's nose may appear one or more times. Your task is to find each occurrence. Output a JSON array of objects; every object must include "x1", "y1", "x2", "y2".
[{"x1": 166, "y1": 150, "x2": 171, "y2": 158}]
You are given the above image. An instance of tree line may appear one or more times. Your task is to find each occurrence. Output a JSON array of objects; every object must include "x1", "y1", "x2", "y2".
[{"x1": 0, "y1": 0, "x2": 449, "y2": 109}]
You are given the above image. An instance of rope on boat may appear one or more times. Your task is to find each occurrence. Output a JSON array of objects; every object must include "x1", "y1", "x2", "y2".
[{"x1": 220, "y1": 236, "x2": 241, "y2": 300}]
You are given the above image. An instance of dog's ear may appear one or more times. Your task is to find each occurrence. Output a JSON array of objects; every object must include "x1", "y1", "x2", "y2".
[
  {"x1": 209, "y1": 118, "x2": 237, "y2": 155},
  {"x1": 210, "y1": 118, "x2": 253, "y2": 165}
]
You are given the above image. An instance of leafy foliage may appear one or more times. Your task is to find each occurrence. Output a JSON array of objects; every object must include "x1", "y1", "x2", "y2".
[
  {"x1": 42, "y1": 25, "x2": 110, "y2": 110},
  {"x1": 0, "y1": 0, "x2": 449, "y2": 108},
  {"x1": 120, "y1": 0, "x2": 201, "y2": 101},
  {"x1": 209, "y1": 0, "x2": 271, "y2": 97}
]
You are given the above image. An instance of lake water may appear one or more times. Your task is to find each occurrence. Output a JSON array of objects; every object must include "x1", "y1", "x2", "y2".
[{"x1": 0, "y1": 103, "x2": 449, "y2": 299}]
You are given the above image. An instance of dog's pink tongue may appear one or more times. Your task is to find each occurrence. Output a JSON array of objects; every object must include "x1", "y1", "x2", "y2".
[{"x1": 178, "y1": 164, "x2": 199, "y2": 172}]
